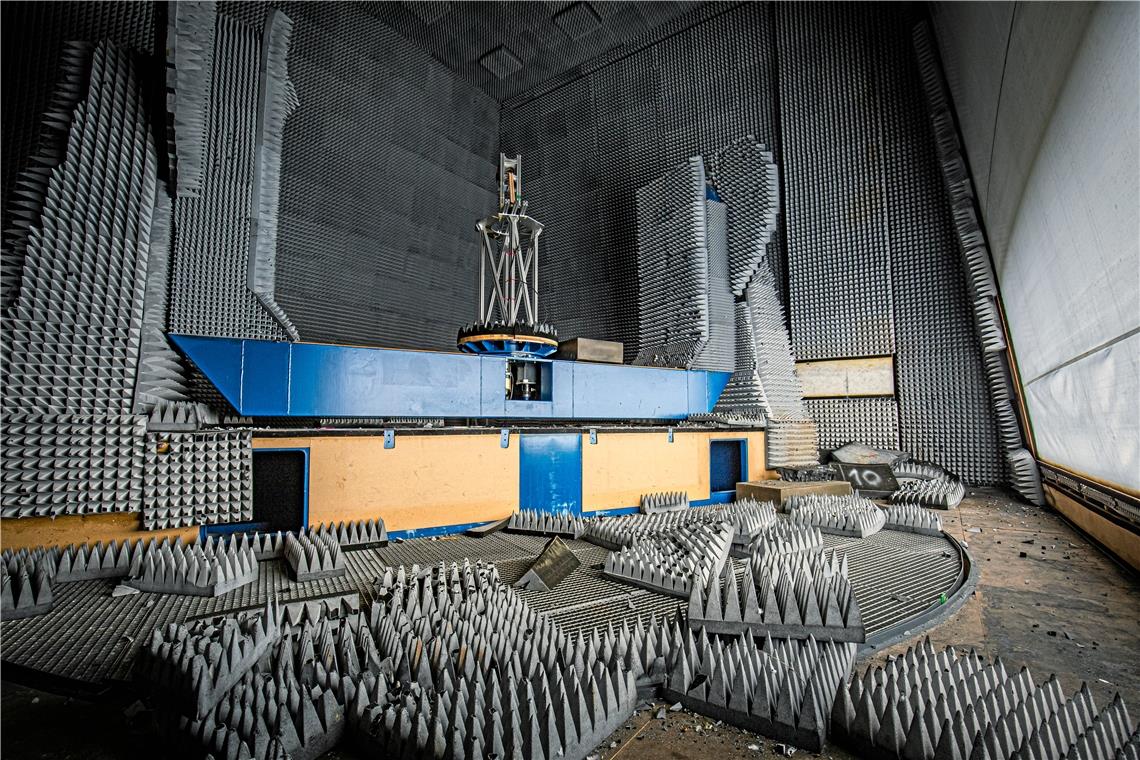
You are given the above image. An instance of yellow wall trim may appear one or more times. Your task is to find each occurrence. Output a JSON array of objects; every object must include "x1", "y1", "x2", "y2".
[
  {"x1": 0, "y1": 512, "x2": 197, "y2": 552},
  {"x1": 1046, "y1": 485, "x2": 1140, "y2": 573}
]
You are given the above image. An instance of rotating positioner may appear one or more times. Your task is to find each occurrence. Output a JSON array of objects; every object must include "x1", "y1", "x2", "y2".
[{"x1": 458, "y1": 153, "x2": 557, "y2": 360}]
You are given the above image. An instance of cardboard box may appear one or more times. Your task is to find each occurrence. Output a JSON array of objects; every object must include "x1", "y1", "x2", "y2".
[{"x1": 555, "y1": 337, "x2": 624, "y2": 364}]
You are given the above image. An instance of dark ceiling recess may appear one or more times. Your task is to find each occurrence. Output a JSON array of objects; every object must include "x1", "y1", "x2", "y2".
[
  {"x1": 360, "y1": 0, "x2": 708, "y2": 101},
  {"x1": 553, "y1": 2, "x2": 603, "y2": 41},
  {"x1": 479, "y1": 44, "x2": 524, "y2": 79}
]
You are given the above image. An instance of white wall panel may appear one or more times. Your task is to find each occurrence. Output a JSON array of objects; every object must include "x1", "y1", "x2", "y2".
[{"x1": 1026, "y1": 332, "x2": 1140, "y2": 491}]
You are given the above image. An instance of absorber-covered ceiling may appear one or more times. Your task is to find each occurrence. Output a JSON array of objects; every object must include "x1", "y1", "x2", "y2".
[{"x1": 361, "y1": 1, "x2": 709, "y2": 101}]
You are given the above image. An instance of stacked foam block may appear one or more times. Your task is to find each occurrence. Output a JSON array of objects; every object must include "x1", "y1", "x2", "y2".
[
  {"x1": 693, "y1": 199, "x2": 735, "y2": 371},
  {"x1": 126, "y1": 539, "x2": 258, "y2": 597},
  {"x1": 786, "y1": 494, "x2": 887, "y2": 538},
  {"x1": 0, "y1": 555, "x2": 54, "y2": 620},
  {"x1": 713, "y1": 302, "x2": 772, "y2": 420},
  {"x1": 831, "y1": 637, "x2": 1140, "y2": 759},
  {"x1": 507, "y1": 509, "x2": 586, "y2": 538},
  {"x1": 167, "y1": 12, "x2": 289, "y2": 341},
  {"x1": 1, "y1": 42, "x2": 155, "y2": 519},
  {"x1": 634, "y1": 156, "x2": 711, "y2": 368},
  {"x1": 664, "y1": 630, "x2": 858, "y2": 752},
  {"x1": 284, "y1": 531, "x2": 346, "y2": 582},
  {"x1": 882, "y1": 504, "x2": 943, "y2": 537},
  {"x1": 709, "y1": 136, "x2": 818, "y2": 453},
  {"x1": 689, "y1": 550, "x2": 863, "y2": 642},
  {"x1": 708, "y1": 137, "x2": 781, "y2": 297},
  {"x1": 166, "y1": 0, "x2": 215, "y2": 196},
  {"x1": 640, "y1": 491, "x2": 690, "y2": 514},
  {"x1": 603, "y1": 522, "x2": 734, "y2": 598},
  {"x1": 246, "y1": 9, "x2": 301, "y2": 340},
  {"x1": 913, "y1": 22, "x2": 1043, "y2": 503}
]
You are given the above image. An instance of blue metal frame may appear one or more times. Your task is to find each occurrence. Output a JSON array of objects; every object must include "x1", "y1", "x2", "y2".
[
  {"x1": 388, "y1": 520, "x2": 497, "y2": 541},
  {"x1": 709, "y1": 437, "x2": 749, "y2": 497},
  {"x1": 169, "y1": 334, "x2": 730, "y2": 420}
]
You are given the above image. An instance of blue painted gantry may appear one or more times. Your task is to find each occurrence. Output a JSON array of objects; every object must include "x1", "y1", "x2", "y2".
[{"x1": 170, "y1": 335, "x2": 730, "y2": 420}]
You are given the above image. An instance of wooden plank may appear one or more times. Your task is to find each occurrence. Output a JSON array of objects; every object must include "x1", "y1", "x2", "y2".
[
  {"x1": 736, "y1": 479, "x2": 853, "y2": 504},
  {"x1": 796, "y1": 356, "x2": 895, "y2": 398}
]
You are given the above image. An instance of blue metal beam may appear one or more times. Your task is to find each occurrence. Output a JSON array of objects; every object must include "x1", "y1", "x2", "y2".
[{"x1": 169, "y1": 335, "x2": 729, "y2": 420}]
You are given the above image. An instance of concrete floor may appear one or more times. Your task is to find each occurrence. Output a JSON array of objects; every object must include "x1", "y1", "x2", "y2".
[{"x1": 2, "y1": 488, "x2": 1137, "y2": 759}]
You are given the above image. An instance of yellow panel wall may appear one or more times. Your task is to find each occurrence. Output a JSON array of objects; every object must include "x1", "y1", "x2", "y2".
[
  {"x1": 254, "y1": 433, "x2": 518, "y2": 532},
  {"x1": 581, "y1": 430, "x2": 773, "y2": 513}
]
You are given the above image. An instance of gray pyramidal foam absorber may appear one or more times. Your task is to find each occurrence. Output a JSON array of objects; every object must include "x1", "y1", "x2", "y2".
[
  {"x1": 284, "y1": 530, "x2": 346, "y2": 582},
  {"x1": 603, "y1": 522, "x2": 734, "y2": 599},
  {"x1": 125, "y1": 536, "x2": 258, "y2": 597},
  {"x1": 166, "y1": 0, "x2": 216, "y2": 196},
  {"x1": 168, "y1": 13, "x2": 291, "y2": 342},
  {"x1": 351, "y1": 560, "x2": 639, "y2": 760},
  {"x1": 634, "y1": 156, "x2": 711, "y2": 368},
  {"x1": 247, "y1": 8, "x2": 301, "y2": 340},
  {"x1": 708, "y1": 136, "x2": 781, "y2": 298},
  {"x1": 785, "y1": 494, "x2": 887, "y2": 538},
  {"x1": 1, "y1": 42, "x2": 158, "y2": 519},
  {"x1": 891, "y1": 475, "x2": 965, "y2": 510},
  {"x1": 831, "y1": 636, "x2": 1140, "y2": 760},
  {"x1": 664, "y1": 628, "x2": 858, "y2": 752},
  {"x1": 135, "y1": 599, "x2": 280, "y2": 720},
  {"x1": 507, "y1": 508, "x2": 586, "y2": 538},
  {"x1": 0, "y1": 555, "x2": 54, "y2": 620},
  {"x1": 640, "y1": 491, "x2": 691, "y2": 514},
  {"x1": 912, "y1": 22, "x2": 1044, "y2": 506},
  {"x1": 688, "y1": 549, "x2": 864, "y2": 643},
  {"x1": 882, "y1": 503, "x2": 944, "y2": 536},
  {"x1": 748, "y1": 520, "x2": 825, "y2": 562},
  {"x1": 1, "y1": 40, "x2": 94, "y2": 311},
  {"x1": 142, "y1": 430, "x2": 253, "y2": 530}
]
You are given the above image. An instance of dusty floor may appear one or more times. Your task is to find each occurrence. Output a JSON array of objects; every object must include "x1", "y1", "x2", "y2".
[{"x1": 2, "y1": 488, "x2": 1137, "y2": 759}]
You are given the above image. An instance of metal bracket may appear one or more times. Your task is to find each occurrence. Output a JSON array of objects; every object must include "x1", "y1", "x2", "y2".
[
  {"x1": 500, "y1": 428, "x2": 510, "y2": 448},
  {"x1": 384, "y1": 429, "x2": 395, "y2": 449},
  {"x1": 589, "y1": 428, "x2": 597, "y2": 445},
  {"x1": 667, "y1": 427, "x2": 674, "y2": 443}
]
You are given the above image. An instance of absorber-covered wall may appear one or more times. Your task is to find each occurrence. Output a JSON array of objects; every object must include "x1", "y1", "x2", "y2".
[
  {"x1": 499, "y1": 3, "x2": 781, "y2": 356},
  {"x1": 0, "y1": 1, "x2": 498, "y2": 531},
  {"x1": 500, "y1": 2, "x2": 1007, "y2": 484}
]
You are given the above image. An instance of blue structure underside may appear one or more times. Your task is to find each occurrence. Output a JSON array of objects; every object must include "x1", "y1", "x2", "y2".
[{"x1": 170, "y1": 334, "x2": 730, "y2": 420}]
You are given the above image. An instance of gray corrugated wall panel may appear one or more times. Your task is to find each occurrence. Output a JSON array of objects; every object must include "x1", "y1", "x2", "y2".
[
  {"x1": 499, "y1": 3, "x2": 779, "y2": 362},
  {"x1": 878, "y1": 7, "x2": 1006, "y2": 484},
  {"x1": 236, "y1": 1, "x2": 498, "y2": 349},
  {"x1": 776, "y1": 3, "x2": 895, "y2": 361}
]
